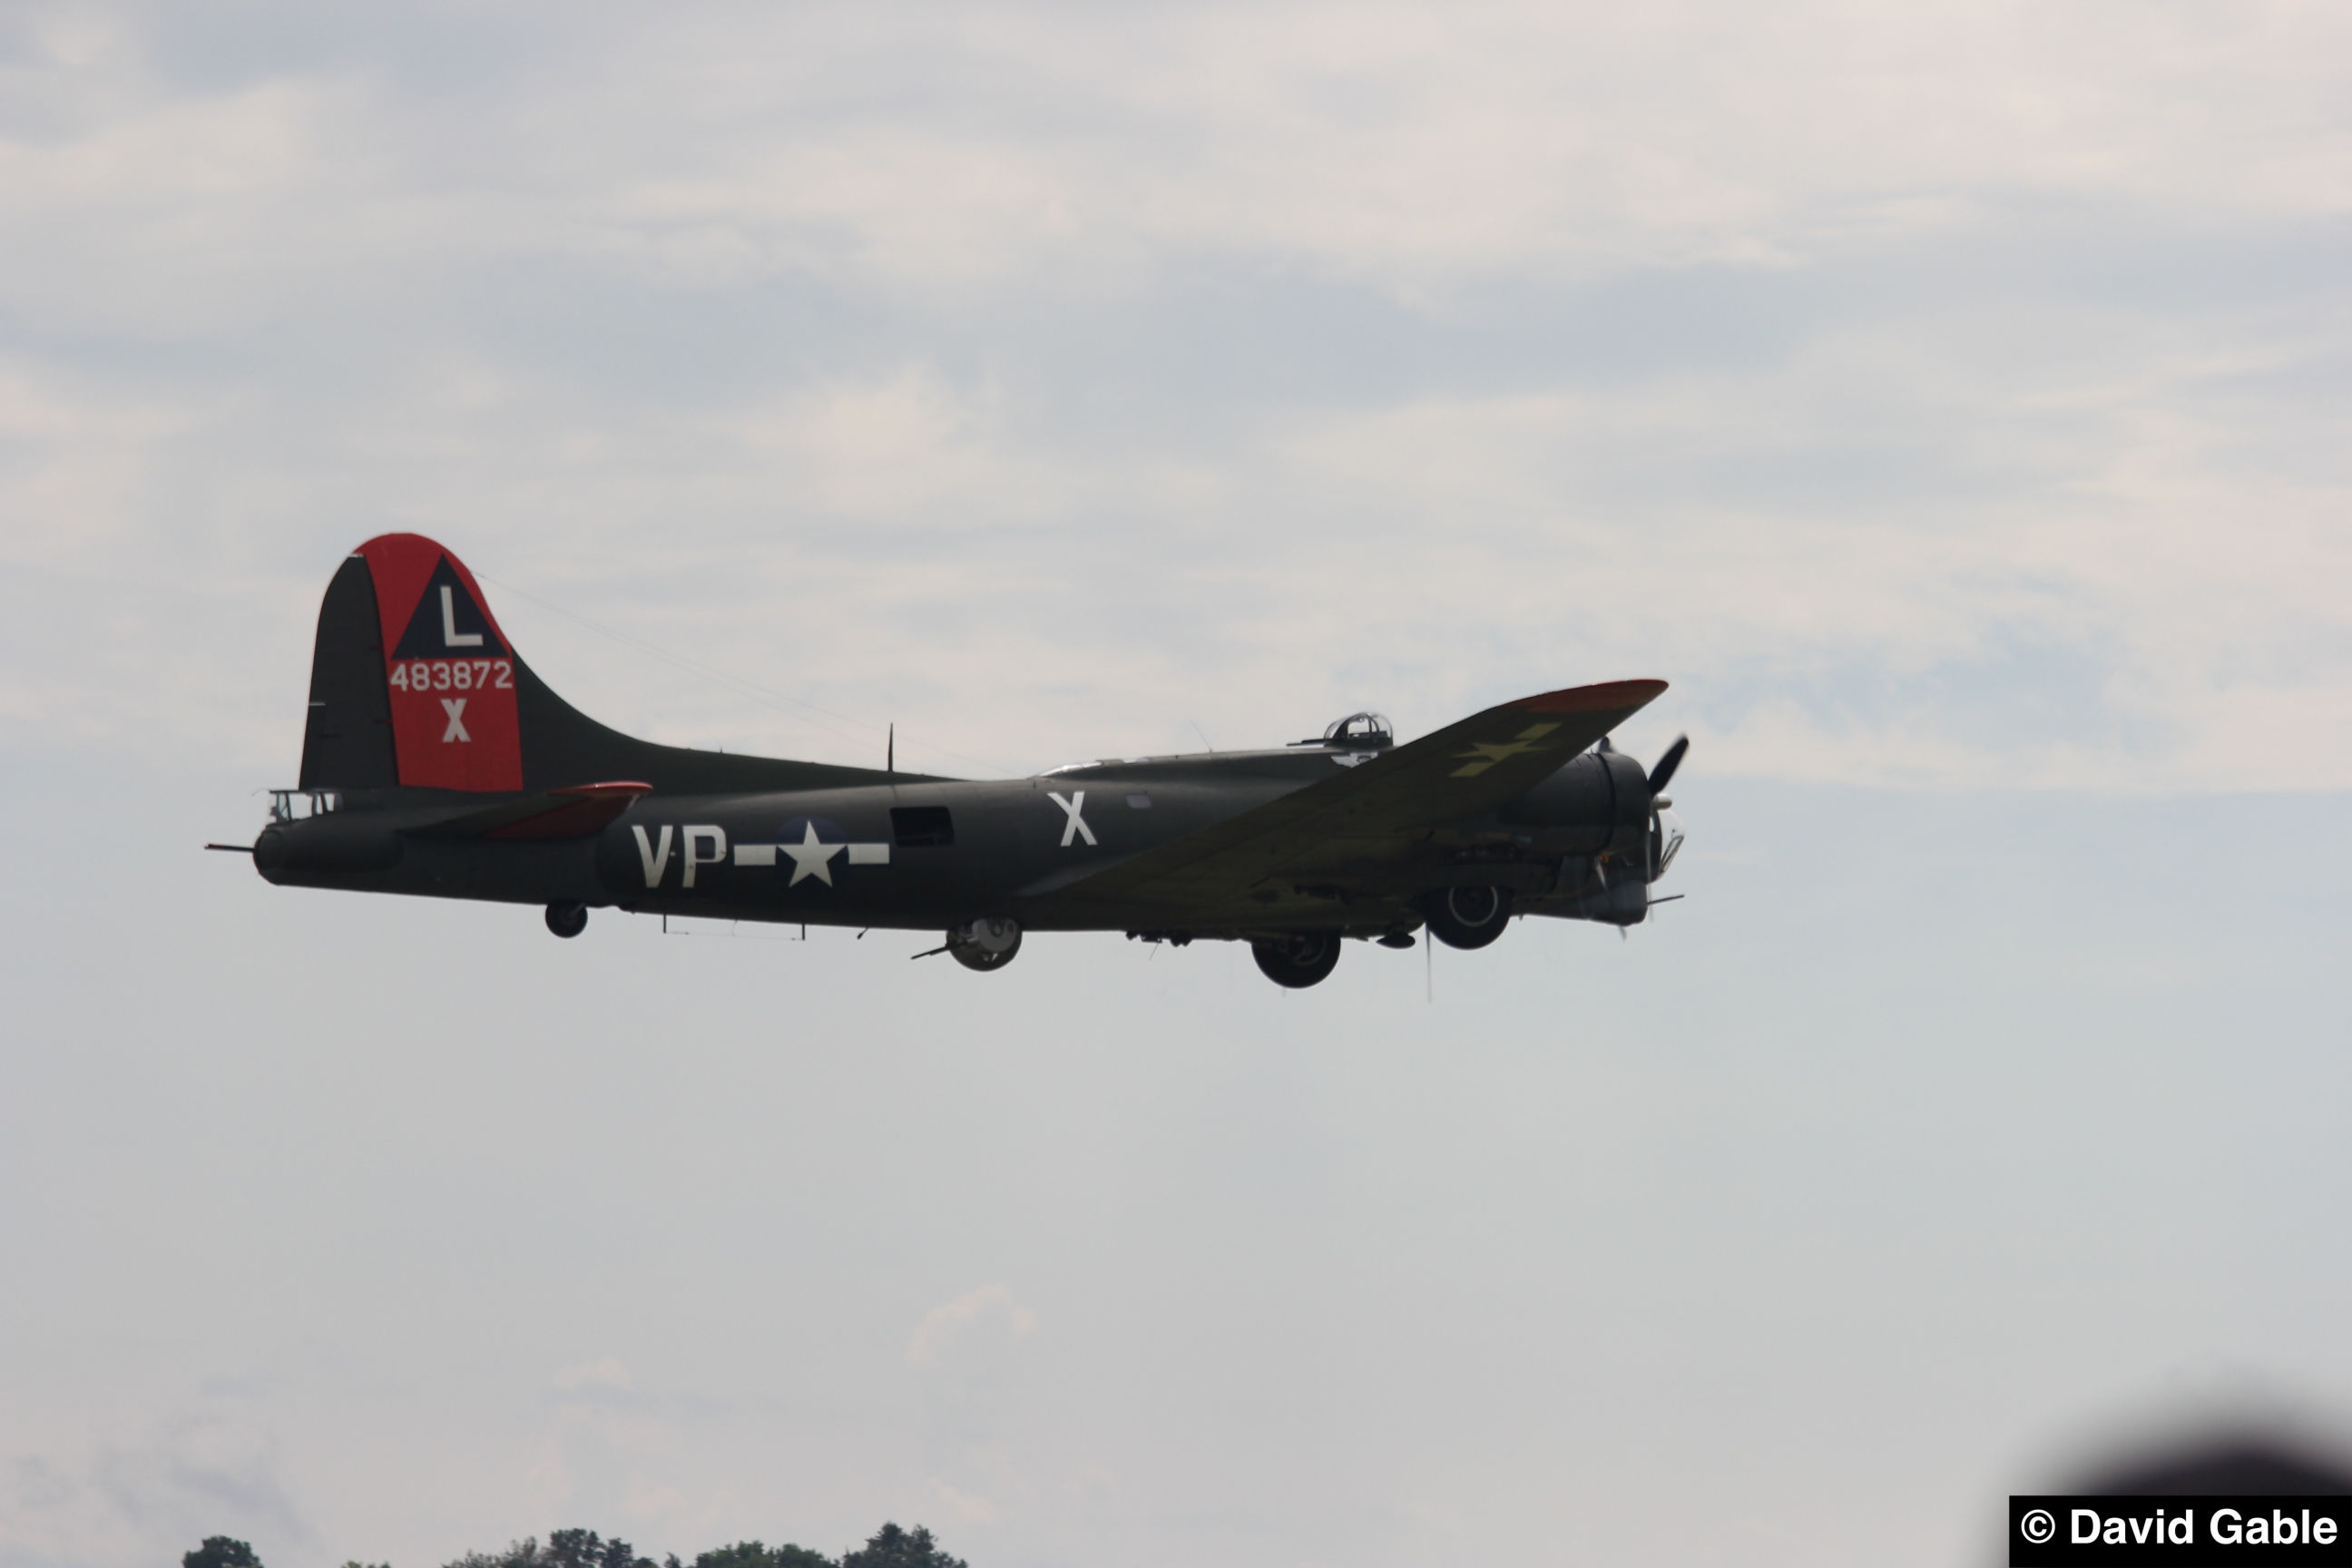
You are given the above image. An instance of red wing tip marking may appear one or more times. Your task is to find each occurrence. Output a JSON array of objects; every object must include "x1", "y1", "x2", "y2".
[{"x1": 1513, "y1": 680, "x2": 1669, "y2": 713}]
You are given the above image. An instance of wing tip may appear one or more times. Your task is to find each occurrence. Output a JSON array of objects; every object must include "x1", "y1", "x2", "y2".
[{"x1": 1514, "y1": 679, "x2": 1669, "y2": 714}]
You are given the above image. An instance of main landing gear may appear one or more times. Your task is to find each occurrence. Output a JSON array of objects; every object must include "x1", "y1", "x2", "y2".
[
  {"x1": 1251, "y1": 930, "x2": 1343, "y2": 989},
  {"x1": 1246, "y1": 888, "x2": 1509, "y2": 988},
  {"x1": 545, "y1": 899, "x2": 589, "y2": 938},
  {"x1": 1421, "y1": 885, "x2": 1512, "y2": 949}
]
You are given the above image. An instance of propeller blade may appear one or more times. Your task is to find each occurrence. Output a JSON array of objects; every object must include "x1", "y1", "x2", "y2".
[{"x1": 1646, "y1": 734, "x2": 1689, "y2": 796}]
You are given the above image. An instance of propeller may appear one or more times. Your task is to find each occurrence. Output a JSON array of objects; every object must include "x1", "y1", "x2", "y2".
[{"x1": 1646, "y1": 734, "x2": 1689, "y2": 797}]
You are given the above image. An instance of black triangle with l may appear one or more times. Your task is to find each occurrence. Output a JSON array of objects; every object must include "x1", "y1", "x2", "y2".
[{"x1": 392, "y1": 556, "x2": 509, "y2": 659}]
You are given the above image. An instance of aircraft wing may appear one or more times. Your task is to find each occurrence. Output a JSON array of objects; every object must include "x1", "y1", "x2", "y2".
[{"x1": 1052, "y1": 679, "x2": 1665, "y2": 910}]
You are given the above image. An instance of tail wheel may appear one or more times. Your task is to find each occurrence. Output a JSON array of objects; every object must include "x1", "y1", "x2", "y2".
[
  {"x1": 545, "y1": 899, "x2": 589, "y2": 938},
  {"x1": 1422, "y1": 886, "x2": 1512, "y2": 950},
  {"x1": 1251, "y1": 931, "x2": 1343, "y2": 988}
]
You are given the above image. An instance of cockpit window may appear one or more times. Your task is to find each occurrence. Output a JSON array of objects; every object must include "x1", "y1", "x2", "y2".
[{"x1": 1320, "y1": 711, "x2": 1394, "y2": 749}]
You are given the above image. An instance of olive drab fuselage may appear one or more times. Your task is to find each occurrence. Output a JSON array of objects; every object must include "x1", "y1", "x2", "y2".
[
  {"x1": 255, "y1": 743, "x2": 1670, "y2": 938},
  {"x1": 239, "y1": 534, "x2": 1689, "y2": 985}
]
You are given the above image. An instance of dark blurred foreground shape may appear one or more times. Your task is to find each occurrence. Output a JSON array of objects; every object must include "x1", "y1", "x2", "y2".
[
  {"x1": 180, "y1": 1522, "x2": 967, "y2": 1568},
  {"x1": 2072, "y1": 1431, "x2": 2352, "y2": 1495}
]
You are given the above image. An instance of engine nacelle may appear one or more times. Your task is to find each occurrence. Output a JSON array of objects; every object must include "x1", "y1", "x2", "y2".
[{"x1": 1494, "y1": 750, "x2": 1651, "y2": 855}]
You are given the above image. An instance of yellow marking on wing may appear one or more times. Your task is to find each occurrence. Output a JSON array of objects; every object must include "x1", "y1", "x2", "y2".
[{"x1": 1449, "y1": 722, "x2": 1566, "y2": 778}]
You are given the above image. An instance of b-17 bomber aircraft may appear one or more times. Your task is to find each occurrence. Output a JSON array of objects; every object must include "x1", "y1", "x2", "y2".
[{"x1": 227, "y1": 534, "x2": 1689, "y2": 987}]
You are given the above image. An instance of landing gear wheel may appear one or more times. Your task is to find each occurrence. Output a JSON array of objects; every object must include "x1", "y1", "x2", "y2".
[
  {"x1": 1421, "y1": 886, "x2": 1512, "y2": 949},
  {"x1": 1251, "y1": 931, "x2": 1343, "y2": 988},
  {"x1": 949, "y1": 916, "x2": 1023, "y2": 973},
  {"x1": 545, "y1": 899, "x2": 590, "y2": 939}
]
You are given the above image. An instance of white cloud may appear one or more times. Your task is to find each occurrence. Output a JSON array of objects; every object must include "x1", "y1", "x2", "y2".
[
  {"x1": 905, "y1": 1285, "x2": 1040, "y2": 1372},
  {"x1": 552, "y1": 1357, "x2": 635, "y2": 1394},
  {"x1": 0, "y1": 0, "x2": 2346, "y2": 796}
]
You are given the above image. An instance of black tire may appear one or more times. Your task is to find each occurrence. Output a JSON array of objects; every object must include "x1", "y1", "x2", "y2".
[
  {"x1": 1252, "y1": 931, "x2": 1343, "y2": 988},
  {"x1": 544, "y1": 899, "x2": 589, "y2": 939},
  {"x1": 1421, "y1": 886, "x2": 1512, "y2": 949}
]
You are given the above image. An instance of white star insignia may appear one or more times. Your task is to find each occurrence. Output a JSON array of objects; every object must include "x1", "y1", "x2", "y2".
[{"x1": 779, "y1": 820, "x2": 845, "y2": 887}]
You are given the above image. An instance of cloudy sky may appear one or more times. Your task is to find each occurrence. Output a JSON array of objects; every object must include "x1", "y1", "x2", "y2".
[{"x1": 3, "y1": 4, "x2": 2349, "y2": 1565}]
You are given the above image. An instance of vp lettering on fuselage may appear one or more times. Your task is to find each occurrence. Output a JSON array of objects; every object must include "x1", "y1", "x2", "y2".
[
  {"x1": 633, "y1": 818, "x2": 890, "y2": 890},
  {"x1": 632, "y1": 824, "x2": 727, "y2": 887}
]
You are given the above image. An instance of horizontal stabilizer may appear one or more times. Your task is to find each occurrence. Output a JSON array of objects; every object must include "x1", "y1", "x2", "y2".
[{"x1": 408, "y1": 781, "x2": 653, "y2": 841}]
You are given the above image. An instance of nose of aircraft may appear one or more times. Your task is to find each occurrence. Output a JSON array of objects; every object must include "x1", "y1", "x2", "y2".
[
  {"x1": 1651, "y1": 805, "x2": 1685, "y2": 879},
  {"x1": 1643, "y1": 734, "x2": 1688, "y2": 883}
]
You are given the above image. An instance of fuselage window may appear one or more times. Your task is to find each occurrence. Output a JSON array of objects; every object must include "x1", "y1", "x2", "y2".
[{"x1": 891, "y1": 806, "x2": 955, "y2": 848}]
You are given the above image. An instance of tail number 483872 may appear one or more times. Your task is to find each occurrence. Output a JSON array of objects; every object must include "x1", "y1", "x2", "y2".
[{"x1": 391, "y1": 659, "x2": 513, "y2": 692}]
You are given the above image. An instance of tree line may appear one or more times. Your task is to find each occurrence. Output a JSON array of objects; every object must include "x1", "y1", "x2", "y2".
[{"x1": 182, "y1": 1522, "x2": 966, "y2": 1568}]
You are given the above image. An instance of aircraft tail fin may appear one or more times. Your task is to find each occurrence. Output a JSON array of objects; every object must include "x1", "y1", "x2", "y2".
[
  {"x1": 297, "y1": 549, "x2": 403, "y2": 791},
  {"x1": 297, "y1": 534, "x2": 921, "y2": 797}
]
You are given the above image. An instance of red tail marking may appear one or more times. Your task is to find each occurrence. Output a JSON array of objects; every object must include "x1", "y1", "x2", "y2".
[{"x1": 356, "y1": 534, "x2": 525, "y2": 791}]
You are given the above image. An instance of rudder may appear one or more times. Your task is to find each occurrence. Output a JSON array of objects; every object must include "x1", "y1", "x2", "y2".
[{"x1": 297, "y1": 552, "x2": 399, "y2": 790}]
